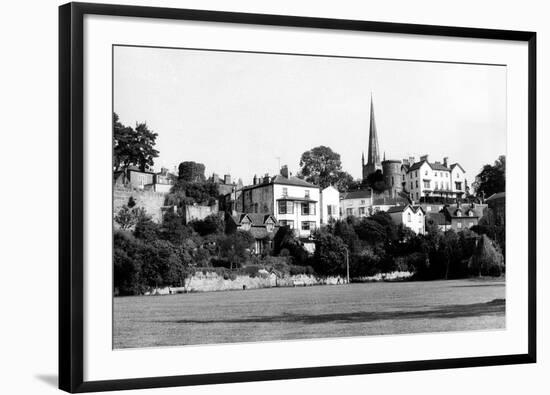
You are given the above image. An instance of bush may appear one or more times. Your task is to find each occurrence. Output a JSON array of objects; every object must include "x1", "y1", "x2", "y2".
[
  {"x1": 190, "y1": 214, "x2": 224, "y2": 236},
  {"x1": 468, "y1": 234, "x2": 505, "y2": 276}
]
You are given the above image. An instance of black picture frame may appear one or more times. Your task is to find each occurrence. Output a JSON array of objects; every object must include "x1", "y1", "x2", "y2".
[{"x1": 59, "y1": 2, "x2": 537, "y2": 393}]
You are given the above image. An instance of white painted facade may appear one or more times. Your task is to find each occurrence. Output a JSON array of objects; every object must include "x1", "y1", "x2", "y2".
[
  {"x1": 403, "y1": 158, "x2": 467, "y2": 203},
  {"x1": 387, "y1": 205, "x2": 426, "y2": 235},
  {"x1": 320, "y1": 186, "x2": 340, "y2": 224},
  {"x1": 273, "y1": 183, "x2": 320, "y2": 238}
]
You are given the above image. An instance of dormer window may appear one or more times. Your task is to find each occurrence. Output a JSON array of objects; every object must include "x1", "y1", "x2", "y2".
[
  {"x1": 456, "y1": 210, "x2": 462, "y2": 217},
  {"x1": 469, "y1": 211, "x2": 474, "y2": 217}
]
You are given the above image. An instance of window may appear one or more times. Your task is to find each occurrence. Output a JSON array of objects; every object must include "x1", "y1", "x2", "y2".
[
  {"x1": 301, "y1": 221, "x2": 316, "y2": 231},
  {"x1": 327, "y1": 205, "x2": 332, "y2": 215},
  {"x1": 359, "y1": 207, "x2": 365, "y2": 215},
  {"x1": 457, "y1": 222, "x2": 462, "y2": 229},
  {"x1": 301, "y1": 203, "x2": 310, "y2": 215},
  {"x1": 455, "y1": 182, "x2": 462, "y2": 190},
  {"x1": 278, "y1": 201, "x2": 294, "y2": 214},
  {"x1": 435, "y1": 181, "x2": 438, "y2": 190},
  {"x1": 440, "y1": 172, "x2": 443, "y2": 177},
  {"x1": 280, "y1": 220, "x2": 294, "y2": 229},
  {"x1": 469, "y1": 211, "x2": 474, "y2": 217},
  {"x1": 266, "y1": 223, "x2": 274, "y2": 232},
  {"x1": 407, "y1": 213, "x2": 411, "y2": 222},
  {"x1": 456, "y1": 210, "x2": 462, "y2": 217},
  {"x1": 446, "y1": 173, "x2": 449, "y2": 178},
  {"x1": 456, "y1": 173, "x2": 460, "y2": 178},
  {"x1": 254, "y1": 203, "x2": 258, "y2": 213},
  {"x1": 346, "y1": 208, "x2": 353, "y2": 216},
  {"x1": 391, "y1": 177, "x2": 394, "y2": 186},
  {"x1": 410, "y1": 182, "x2": 413, "y2": 189},
  {"x1": 361, "y1": 200, "x2": 365, "y2": 204},
  {"x1": 402, "y1": 174, "x2": 405, "y2": 181},
  {"x1": 305, "y1": 190, "x2": 310, "y2": 198},
  {"x1": 416, "y1": 192, "x2": 419, "y2": 200},
  {"x1": 416, "y1": 180, "x2": 418, "y2": 188},
  {"x1": 435, "y1": 172, "x2": 437, "y2": 177},
  {"x1": 425, "y1": 170, "x2": 428, "y2": 176},
  {"x1": 282, "y1": 187, "x2": 288, "y2": 197},
  {"x1": 423, "y1": 180, "x2": 430, "y2": 189},
  {"x1": 241, "y1": 221, "x2": 251, "y2": 231}
]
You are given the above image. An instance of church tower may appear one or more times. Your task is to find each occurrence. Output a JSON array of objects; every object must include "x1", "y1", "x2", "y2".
[{"x1": 362, "y1": 95, "x2": 382, "y2": 181}]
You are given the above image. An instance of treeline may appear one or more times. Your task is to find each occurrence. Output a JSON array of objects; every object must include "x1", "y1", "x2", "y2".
[{"x1": 114, "y1": 198, "x2": 505, "y2": 295}]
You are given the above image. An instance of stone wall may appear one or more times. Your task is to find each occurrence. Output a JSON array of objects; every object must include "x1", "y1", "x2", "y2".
[
  {"x1": 183, "y1": 203, "x2": 219, "y2": 224},
  {"x1": 144, "y1": 272, "x2": 347, "y2": 295},
  {"x1": 113, "y1": 186, "x2": 168, "y2": 223}
]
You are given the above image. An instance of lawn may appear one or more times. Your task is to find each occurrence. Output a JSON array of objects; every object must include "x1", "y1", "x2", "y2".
[{"x1": 114, "y1": 278, "x2": 505, "y2": 349}]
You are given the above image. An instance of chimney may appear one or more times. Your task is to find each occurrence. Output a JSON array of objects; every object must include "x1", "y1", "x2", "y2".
[
  {"x1": 212, "y1": 173, "x2": 220, "y2": 183},
  {"x1": 443, "y1": 157, "x2": 449, "y2": 167},
  {"x1": 409, "y1": 156, "x2": 415, "y2": 164},
  {"x1": 224, "y1": 174, "x2": 231, "y2": 184},
  {"x1": 263, "y1": 173, "x2": 270, "y2": 184},
  {"x1": 280, "y1": 165, "x2": 289, "y2": 178},
  {"x1": 253, "y1": 174, "x2": 258, "y2": 185},
  {"x1": 402, "y1": 158, "x2": 410, "y2": 166},
  {"x1": 420, "y1": 154, "x2": 428, "y2": 162}
]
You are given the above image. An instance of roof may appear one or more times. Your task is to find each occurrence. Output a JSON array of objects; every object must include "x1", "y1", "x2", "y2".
[
  {"x1": 426, "y1": 212, "x2": 450, "y2": 226},
  {"x1": 486, "y1": 192, "x2": 505, "y2": 201},
  {"x1": 372, "y1": 195, "x2": 409, "y2": 206},
  {"x1": 441, "y1": 205, "x2": 479, "y2": 218},
  {"x1": 385, "y1": 204, "x2": 424, "y2": 215},
  {"x1": 272, "y1": 175, "x2": 318, "y2": 188},
  {"x1": 231, "y1": 213, "x2": 278, "y2": 227},
  {"x1": 407, "y1": 160, "x2": 457, "y2": 173},
  {"x1": 242, "y1": 175, "x2": 319, "y2": 191},
  {"x1": 340, "y1": 190, "x2": 372, "y2": 200},
  {"x1": 431, "y1": 162, "x2": 450, "y2": 171},
  {"x1": 450, "y1": 163, "x2": 466, "y2": 173}
]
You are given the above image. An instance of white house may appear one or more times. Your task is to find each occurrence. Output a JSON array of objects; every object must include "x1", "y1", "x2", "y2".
[
  {"x1": 386, "y1": 204, "x2": 426, "y2": 235},
  {"x1": 401, "y1": 155, "x2": 467, "y2": 203},
  {"x1": 239, "y1": 166, "x2": 320, "y2": 239},
  {"x1": 320, "y1": 186, "x2": 340, "y2": 224}
]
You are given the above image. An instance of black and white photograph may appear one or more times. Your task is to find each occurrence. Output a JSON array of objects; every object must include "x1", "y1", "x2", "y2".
[{"x1": 112, "y1": 45, "x2": 507, "y2": 349}]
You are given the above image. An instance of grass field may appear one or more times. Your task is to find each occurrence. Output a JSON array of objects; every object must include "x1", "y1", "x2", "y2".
[{"x1": 114, "y1": 278, "x2": 505, "y2": 349}]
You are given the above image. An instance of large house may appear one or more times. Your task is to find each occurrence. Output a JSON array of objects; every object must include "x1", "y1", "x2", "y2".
[
  {"x1": 113, "y1": 166, "x2": 175, "y2": 192},
  {"x1": 386, "y1": 205, "x2": 426, "y2": 235},
  {"x1": 425, "y1": 203, "x2": 483, "y2": 232},
  {"x1": 401, "y1": 155, "x2": 467, "y2": 203},
  {"x1": 237, "y1": 166, "x2": 321, "y2": 240}
]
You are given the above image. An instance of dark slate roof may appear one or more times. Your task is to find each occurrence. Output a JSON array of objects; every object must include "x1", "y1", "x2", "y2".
[
  {"x1": 486, "y1": 192, "x2": 505, "y2": 201},
  {"x1": 340, "y1": 190, "x2": 372, "y2": 200},
  {"x1": 427, "y1": 212, "x2": 450, "y2": 225},
  {"x1": 441, "y1": 205, "x2": 479, "y2": 218},
  {"x1": 231, "y1": 213, "x2": 278, "y2": 227},
  {"x1": 407, "y1": 160, "x2": 427, "y2": 172},
  {"x1": 386, "y1": 205, "x2": 408, "y2": 214},
  {"x1": 431, "y1": 162, "x2": 450, "y2": 171},
  {"x1": 450, "y1": 163, "x2": 466, "y2": 172},
  {"x1": 271, "y1": 175, "x2": 318, "y2": 188},
  {"x1": 276, "y1": 196, "x2": 318, "y2": 203},
  {"x1": 407, "y1": 160, "x2": 455, "y2": 173}
]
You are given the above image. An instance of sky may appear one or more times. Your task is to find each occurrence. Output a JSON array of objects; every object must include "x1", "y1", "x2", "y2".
[{"x1": 113, "y1": 45, "x2": 506, "y2": 184}]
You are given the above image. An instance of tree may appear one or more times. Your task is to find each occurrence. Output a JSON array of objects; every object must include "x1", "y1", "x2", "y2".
[
  {"x1": 298, "y1": 146, "x2": 353, "y2": 190},
  {"x1": 312, "y1": 230, "x2": 347, "y2": 275},
  {"x1": 272, "y1": 226, "x2": 309, "y2": 264},
  {"x1": 468, "y1": 234, "x2": 504, "y2": 276},
  {"x1": 474, "y1": 155, "x2": 505, "y2": 198},
  {"x1": 190, "y1": 214, "x2": 224, "y2": 236},
  {"x1": 365, "y1": 169, "x2": 387, "y2": 192},
  {"x1": 114, "y1": 205, "x2": 148, "y2": 230},
  {"x1": 218, "y1": 231, "x2": 255, "y2": 269},
  {"x1": 178, "y1": 161, "x2": 206, "y2": 182},
  {"x1": 113, "y1": 113, "x2": 159, "y2": 172}
]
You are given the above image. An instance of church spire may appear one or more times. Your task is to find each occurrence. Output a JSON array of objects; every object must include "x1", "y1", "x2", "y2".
[{"x1": 363, "y1": 94, "x2": 382, "y2": 179}]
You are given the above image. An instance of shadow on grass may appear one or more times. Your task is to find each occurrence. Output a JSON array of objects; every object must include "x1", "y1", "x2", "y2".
[{"x1": 155, "y1": 299, "x2": 505, "y2": 325}]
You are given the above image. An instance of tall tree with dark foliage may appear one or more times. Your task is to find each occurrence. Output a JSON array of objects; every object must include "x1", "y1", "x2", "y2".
[
  {"x1": 113, "y1": 112, "x2": 159, "y2": 172},
  {"x1": 474, "y1": 155, "x2": 505, "y2": 198}
]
